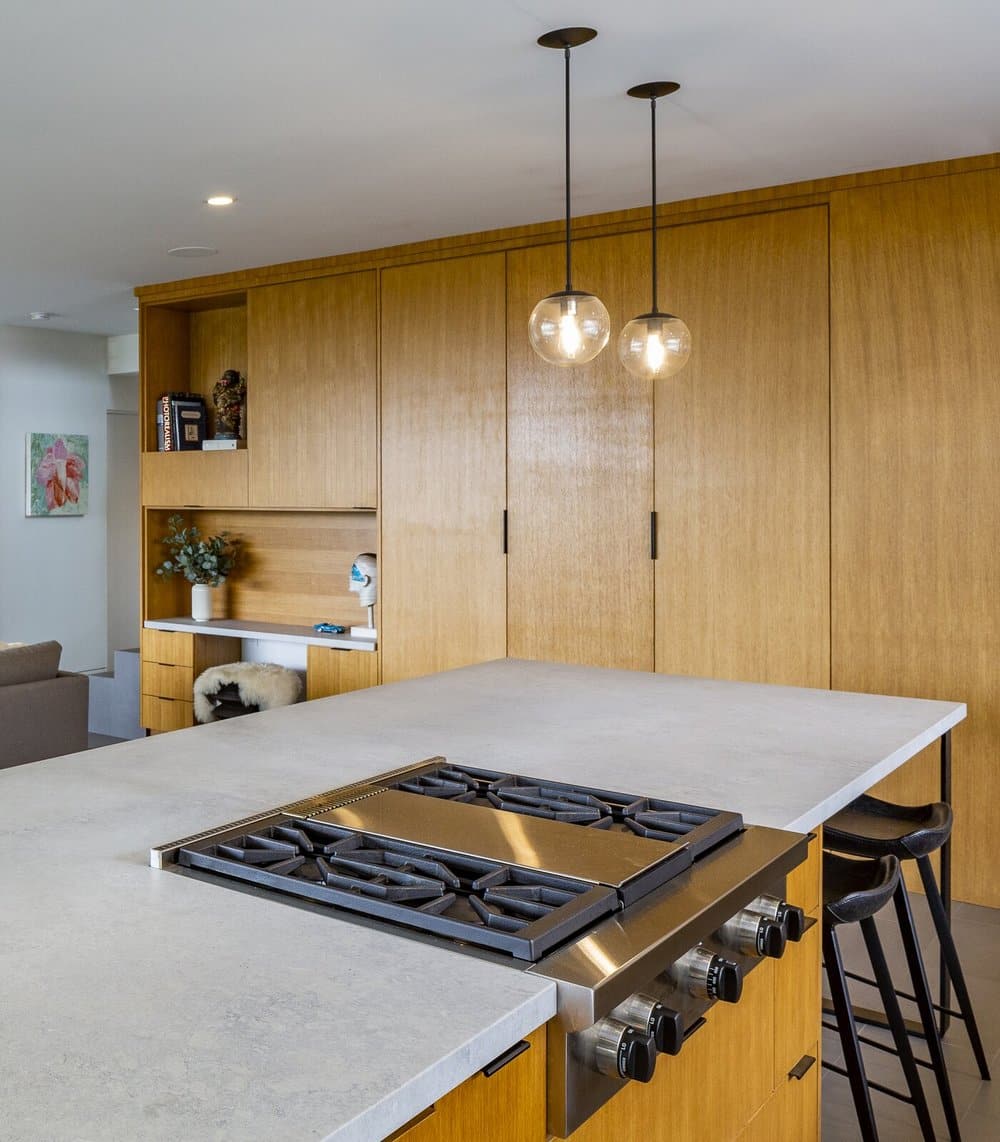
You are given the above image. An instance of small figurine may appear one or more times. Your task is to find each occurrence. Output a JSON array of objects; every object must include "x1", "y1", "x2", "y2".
[
  {"x1": 212, "y1": 369, "x2": 246, "y2": 439},
  {"x1": 349, "y1": 552, "x2": 377, "y2": 639}
]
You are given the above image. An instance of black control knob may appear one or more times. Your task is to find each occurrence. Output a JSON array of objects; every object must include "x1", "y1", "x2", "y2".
[
  {"x1": 760, "y1": 919, "x2": 787, "y2": 959},
  {"x1": 712, "y1": 957, "x2": 743, "y2": 1004},
  {"x1": 717, "y1": 908, "x2": 787, "y2": 960},
  {"x1": 610, "y1": 993, "x2": 685, "y2": 1057},
  {"x1": 619, "y1": 1027, "x2": 657, "y2": 1083},
  {"x1": 778, "y1": 903, "x2": 806, "y2": 942},
  {"x1": 748, "y1": 894, "x2": 807, "y2": 943},
  {"x1": 666, "y1": 946, "x2": 744, "y2": 1004},
  {"x1": 589, "y1": 1016, "x2": 658, "y2": 1082},
  {"x1": 649, "y1": 1004, "x2": 685, "y2": 1056}
]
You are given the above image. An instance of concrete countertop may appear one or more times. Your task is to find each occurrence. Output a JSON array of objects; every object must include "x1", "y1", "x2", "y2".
[{"x1": 0, "y1": 659, "x2": 965, "y2": 1141}]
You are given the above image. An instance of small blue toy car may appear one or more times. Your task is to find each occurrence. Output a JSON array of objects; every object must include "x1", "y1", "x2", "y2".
[{"x1": 312, "y1": 622, "x2": 346, "y2": 634}]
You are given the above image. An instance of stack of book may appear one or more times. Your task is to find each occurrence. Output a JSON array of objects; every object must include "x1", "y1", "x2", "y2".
[{"x1": 157, "y1": 392, "x2": 207, "y2": 451}]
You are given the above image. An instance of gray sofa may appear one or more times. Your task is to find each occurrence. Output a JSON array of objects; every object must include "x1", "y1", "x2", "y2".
[{"x1": 0, "y1": 641, "x2": 89, "y2": 770}]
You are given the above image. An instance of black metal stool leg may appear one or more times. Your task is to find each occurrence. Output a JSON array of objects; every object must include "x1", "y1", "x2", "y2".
[
  {"x1": 861, "y1": 915, "x2": 937, "y2": 1141},
  {"x1": 893, "y1": 879, "x2": 963, "y2": 1139},
  {"x1": 917, "y1": 854, "x2": 992, "y2": 1080},
  {"x1": 824, "y1": 923, "x2": 881, "y2": 1142}
]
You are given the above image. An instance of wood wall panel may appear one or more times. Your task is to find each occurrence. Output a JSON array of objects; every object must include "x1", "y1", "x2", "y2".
[
  {"x1": 655, "y1": 206, "x2": 830, "y2": 687},
  {"x1": 506, "y1": 233, "x2": 654, "y2": 670},
  {"x1": 380, "y1": 254, "x2": 507, "y2": 683},
  {"x1": 831, "y1": 169, "x2": 1000, "y2": 907},
  {"x1": 144, "y1": 509, "x2": 376, "y2": 628},
  {"x1": 248, "y1": 272, "x2": 377, "y2": 508},
  {"x1": 140, "y1": 306, "x2": 189, "y2": 450},
  {"x1": 190, "y1": 305, "x2": 248, "y2": 411}
]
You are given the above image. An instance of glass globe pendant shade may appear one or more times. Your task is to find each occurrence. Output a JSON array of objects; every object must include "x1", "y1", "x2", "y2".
[
  {"x1": 529, "y1": 290, "x2": 611, "y2": 367},
  {"x1": 618, "y1": 312, "x2": 691, "y2": 380}
]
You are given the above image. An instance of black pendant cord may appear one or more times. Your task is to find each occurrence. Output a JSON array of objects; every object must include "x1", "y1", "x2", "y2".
[
  {"x1": 650, "y1": 94, "x2": 658, "y2": 314},
  {"x1": 564, "y1": 45, "x2": 573, "y2": 293}
]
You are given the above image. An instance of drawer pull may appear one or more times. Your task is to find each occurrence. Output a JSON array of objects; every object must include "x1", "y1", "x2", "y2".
[
  {"x1": 789, "y1": 1053, "x2": 816, "y2": 1081},
  {"x1": 482, "y1": 1039, "x2": 530, "y2": 1077}
]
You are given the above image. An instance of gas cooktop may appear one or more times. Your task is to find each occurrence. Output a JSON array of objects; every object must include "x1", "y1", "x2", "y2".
[
  {"x1": 155, "y1": 757, "x2": 744, "y2": 962},
  {"x1": 153, "y1": 756, "x2": 807, "y2": 1138}
]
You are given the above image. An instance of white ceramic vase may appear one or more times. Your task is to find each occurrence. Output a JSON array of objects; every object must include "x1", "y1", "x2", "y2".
[{"x1": 191, "y1": 583, "x2": 214, "y2": 623}]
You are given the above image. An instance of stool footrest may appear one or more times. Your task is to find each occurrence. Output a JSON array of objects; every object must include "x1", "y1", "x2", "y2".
[{"x1": 822, "y1": 1061, "x2": 917, "y2": 1106}]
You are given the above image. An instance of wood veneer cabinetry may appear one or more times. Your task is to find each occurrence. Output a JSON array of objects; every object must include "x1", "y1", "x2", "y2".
[
  {"x1": 141, "y1": 300, "x2": 250, "y2": 507},
  {"x1": 831, "y1": 169, "x2": 1000, "y2": 907},
  {"x1": 655, "y1": 206, "x2": 830, "y2": 688},
  {"x1": 379, "y1": 253, "x2": 507, "y2": 684},
  {"x1": 506, "y1": 232, "x2": 654, "y2": 671},
  {"x1": 140, "y1": 628, "x2": 239, "y2": 731},
  {"x1": 247, "y1": 272, "x2": 377, "y2": 509},
  {"x1": 386, "y1": 1027, "x2": 545, "y2": 1141},
  {"x1": 306, "y1": 646, "x2": 378, "y2": 699}
]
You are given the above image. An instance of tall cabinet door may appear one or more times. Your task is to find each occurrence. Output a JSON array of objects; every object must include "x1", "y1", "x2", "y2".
[
  {"x1": 831, "y1": 170, "x2": 1000, "y2": 907},
  {"x1": 247, "y1": 271, "x2": 377, "y2": 508},
  {"x1": 506, "y1": 232, "x2": 654, "y2": 671},
  {"x1": 380, "y1": 254, "x2": 507, "y2": 683},
  {"x1": 655, "y1": 206, "x2": 830, "y2": 687}
]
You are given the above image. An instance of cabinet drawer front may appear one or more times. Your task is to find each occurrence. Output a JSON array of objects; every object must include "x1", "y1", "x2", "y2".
[
  {"x1": 142, "y1": 629, "x2": 193, "y2": 667},
  {"x1": 142, "y1": 662, "x2": 193, "y2": 701},
  {"x1": 740, "y1": 1042, "x2": 819, "y2": 1142},
  {"x1": 774, "y1": 919, "x2": 821, "y2": 1080},
  {"x1": 141, "y1": 695, "x2": 194, "y2": 732},
  {"x1": 142, "y1": 450, "x2": 249, "y2": 509},
  {"x1": 306, "y1": 646, "x2": 379, "y2": 699}
]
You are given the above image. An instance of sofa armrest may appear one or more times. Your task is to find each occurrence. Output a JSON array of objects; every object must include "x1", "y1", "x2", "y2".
[{"x1": 0, "y1": 671, "x2": 90, "y2": 770}]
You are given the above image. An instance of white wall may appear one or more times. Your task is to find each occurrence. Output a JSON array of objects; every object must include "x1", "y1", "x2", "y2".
[{"x1": 0, "y1": 325, "x2": 112, "y2": 671}]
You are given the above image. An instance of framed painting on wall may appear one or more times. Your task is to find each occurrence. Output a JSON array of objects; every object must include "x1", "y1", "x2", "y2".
[{"x1": 25, "y1": 432, "x2": 89, "y2": 517}]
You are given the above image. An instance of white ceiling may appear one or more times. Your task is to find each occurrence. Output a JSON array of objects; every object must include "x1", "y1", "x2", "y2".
[{"x1": 2, "y1": 0, "x2": 998, "y2": 335}]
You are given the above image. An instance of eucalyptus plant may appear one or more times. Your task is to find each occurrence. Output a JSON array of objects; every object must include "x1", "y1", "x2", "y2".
[{"x1": 156, "y1": 514, "x2": 239, "y2": 587}]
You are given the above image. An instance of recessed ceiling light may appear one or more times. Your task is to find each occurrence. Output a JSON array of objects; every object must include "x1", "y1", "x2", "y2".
[
  {"x1": 167, "y1": 246, "x2": 219, "y2": 258},
  {"x1": 28, "y1": 311, "x2": 59, "y2": 321},
  {"x1": 205, "y1": 195, "x2": 236, "y2": 206}
]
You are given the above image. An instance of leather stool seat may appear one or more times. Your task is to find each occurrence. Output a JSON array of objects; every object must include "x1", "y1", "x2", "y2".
[
  {"x1": 826, "y1": 794, "x2": 952, "y2": 860},
  {"x1": 823, "y1": 851, "x2": 900, "y2": 925}
]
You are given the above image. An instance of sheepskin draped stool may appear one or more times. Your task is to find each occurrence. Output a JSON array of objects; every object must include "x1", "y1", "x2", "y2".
[{"x1": 193, "y1": 662, "x2": 303, "y2": 724}]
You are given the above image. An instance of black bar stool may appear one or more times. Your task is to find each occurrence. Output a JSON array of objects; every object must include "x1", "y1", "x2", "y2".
[
  {"x1": 826, "y1": 794, "x2": 991, "y2": 1090},
  {"x1": 822, "y1": 850, "x2": 936, "y2": 1141}
]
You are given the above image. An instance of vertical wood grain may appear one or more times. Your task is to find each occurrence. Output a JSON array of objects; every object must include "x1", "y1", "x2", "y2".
[
  {"x1": 247, "y1": 272, "x2": 377, "y2": 508},
  {"x1": 140, "y1": 306, "x2": 189, "y2": 450},
  {"x1": 506, "y1": 232, "x2": 654, "y2": 671},
  {"x1": 831, "y1": 169, "x2": 1000, "y2": 907},
  {"x1": 306, "y1": 646, "x2": 378, "y2": 699},
  {"x1": 190, "y1": 305, "x2": 248, "y2": 414},
  {"x1": 655, "y1": 206, "x2": 830, "y2": 687},
  {"x1": 380, "y1": 254, "x2": 507, "y2": 683}
]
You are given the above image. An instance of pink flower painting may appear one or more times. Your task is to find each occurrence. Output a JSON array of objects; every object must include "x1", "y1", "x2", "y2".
[{"x1": 26, "y1": 433, "x2": 89, "y2": 517}]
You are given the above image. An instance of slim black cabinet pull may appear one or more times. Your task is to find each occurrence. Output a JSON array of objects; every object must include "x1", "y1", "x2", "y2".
[
  {"x1": 502, "y1": 508, "x2": 508, "y2": 554},
  {"x1": 649, "y1": 511, "x2": 658, "y2": 560},
  {"x1": 482, "y1": 1039, "x2": 530, "y2": 1077},
  {"x1": 789, "y1": 1054, "x2": 816, "y2": 1081}
]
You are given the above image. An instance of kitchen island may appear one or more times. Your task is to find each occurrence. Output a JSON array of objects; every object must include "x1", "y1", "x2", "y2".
[{"x1": 0, "y1": 659, "x2": 964, "y2": 1141}]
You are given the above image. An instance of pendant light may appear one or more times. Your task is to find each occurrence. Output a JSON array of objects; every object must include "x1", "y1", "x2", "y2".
[
  {"x1": 618, "y1": 82, "x2": 691, "y2": 380},
  {"x1": 528, "y1": 28, "x2": 611, "y2": 367}
]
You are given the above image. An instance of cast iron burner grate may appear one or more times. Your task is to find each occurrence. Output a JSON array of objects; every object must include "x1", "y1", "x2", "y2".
[
  {"x1": 392, "y1": 765, "x2": 743, "y2": 858},
  {"x1": 178, "y1": 818, "x2": 618, "y2": 961}
]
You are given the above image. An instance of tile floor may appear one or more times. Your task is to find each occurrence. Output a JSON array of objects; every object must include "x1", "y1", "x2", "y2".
[{"x1": 822, "y1": 896, "x2": 1000, "y2": 1139}]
